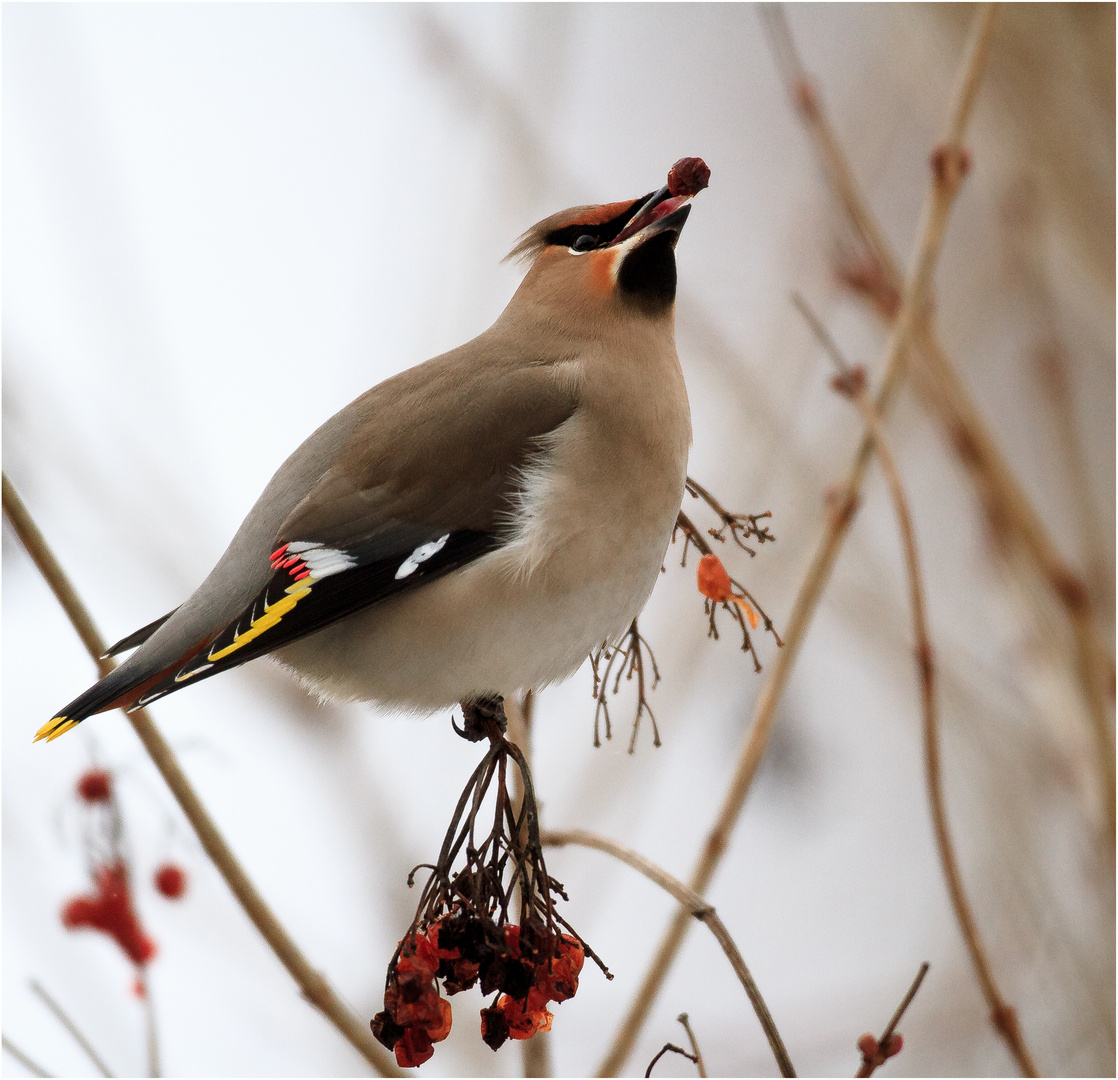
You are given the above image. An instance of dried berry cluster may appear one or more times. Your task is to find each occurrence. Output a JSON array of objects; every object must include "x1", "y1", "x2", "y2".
[
  {"x1": 371, "y1": 713, "x2": 603, "y2": 1068},
  {"x1": 371, "y1": 911, "x2": 585, "y2": 1067}
]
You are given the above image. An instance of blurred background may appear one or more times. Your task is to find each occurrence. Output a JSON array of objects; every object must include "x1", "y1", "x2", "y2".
[{"x1": 4, "y1": 4, "x2": 1113, "y2": 1076}]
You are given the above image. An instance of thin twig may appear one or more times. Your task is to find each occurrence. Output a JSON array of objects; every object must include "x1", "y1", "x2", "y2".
[
  {"x1": 763, "y1": 2, "x2": 1115, "y2": 838},
  {"x1": 2, "y1": 1036, "x2": 53, "y2": 1078},
  {"x1": 685, "y1": 476, "x2": 776, "y2": 555},
  {"x1": 138, "y1": 974, "x2": 160, "y2": 1078},
  {"x1": 795, "y1": 296, "x2": 1038, "y2": 1075},
  {"x1": 645, "y1": 1043, "x2": 698, "y2": 1078},
  {"x1": 2, "y1": 473, "x2": 403, "y2": 1079},
  {"x1": 590, "y1": 621, "x2": 662, "y2": 751},
  {"x1": 855, "y1": 962, "x2": 930, "y2": 1078},
  {"x1": 598, "y1": 9, "x2": 999, "y2": 1074},
  {"x1": 29, "y1": 981, "x2": 113, "y2": 1077},
  {"x1": 542, "y1": 828, "x2": 795, "y2": 1078},
  {"x1": 677, "y1": 1014, "x2": 708, "y2": 1079},
  {"x1": 504, "y1": 692, "x2": 552, "y2": 1080}
]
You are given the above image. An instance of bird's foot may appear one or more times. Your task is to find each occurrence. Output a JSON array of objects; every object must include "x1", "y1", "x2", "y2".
[{"x1": 454, "y1": 695, "x2": 507, "y2": 743}]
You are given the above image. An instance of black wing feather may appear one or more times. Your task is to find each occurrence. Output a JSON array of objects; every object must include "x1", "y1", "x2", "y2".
[{"x1": 130, "y1": 527, "x2": 499, "y2": 708}]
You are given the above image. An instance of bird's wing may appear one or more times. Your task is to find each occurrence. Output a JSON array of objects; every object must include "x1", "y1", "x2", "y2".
[{"x1": 41, "y1": 356, "x2": 579, "y2": 736}]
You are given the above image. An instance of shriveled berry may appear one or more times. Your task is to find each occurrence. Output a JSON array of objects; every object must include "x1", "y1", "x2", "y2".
[
  {"x1": 394, "y1": 1026, "x2": 434, "y2": 1068},
  {"x1": 479, "y1": 954, "x2": 508, "y2": 996},
  {"x1": 667, "y1": 157, "x2": 710, "y2": 198},
  {"x1": 371, "y1": 1010, "x2": 405, "y2": 1051},
  {"x1": 500, "y1": 958, "x2": 534, "y2": 1000},
  {"x1": 442, "y1": 958, "x2": 479, "y2": 995},
  {"x1": 424, "y1": 997, "x2": 453, "y2": 1043},
  {"x1": 481, "y1": 1006, "x2": 510, "y2": 1051},
  {"x1": 517, "y1": 917, "x2": 553, "y2": 963}
]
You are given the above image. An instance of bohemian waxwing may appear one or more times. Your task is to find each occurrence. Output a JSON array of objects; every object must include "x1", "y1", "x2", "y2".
[{"x1": 37, "y1": 161, "x2": 708, "y2": 742}]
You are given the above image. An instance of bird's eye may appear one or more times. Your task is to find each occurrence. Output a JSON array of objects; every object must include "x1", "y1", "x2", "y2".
[{"x1": 570, "y1": 234, "x2": 598, "y2": 253}]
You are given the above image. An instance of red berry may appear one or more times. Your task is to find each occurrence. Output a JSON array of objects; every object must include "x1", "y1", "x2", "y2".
[
  {"x1": 61, "y1": 861, "x2": 157, "y2": 965},
  {"x1": 424, "y1": 997, "x2": 452, "y2": 1044},
  {"x1": 77, "y1": 769, "x2": 112, "y2": 802},
  {"x1": 667, "y1": 157, "x2": 711, "y2": 198},
  {"x1": 393, "y1": 1027, "x2": 434, "y2": 1068},
  {"x1": 154, "y1": 863, "x2": 187, "y2": 899}
]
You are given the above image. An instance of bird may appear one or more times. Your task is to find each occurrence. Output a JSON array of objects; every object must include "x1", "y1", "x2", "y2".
[{"x1": 37, "y1": 159, "x2": 709, "y2": 743}]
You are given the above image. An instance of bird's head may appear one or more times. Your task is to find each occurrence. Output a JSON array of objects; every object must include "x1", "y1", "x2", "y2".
[{"x1": 504, "y1": 160, "x2": 708, "y2": 330}]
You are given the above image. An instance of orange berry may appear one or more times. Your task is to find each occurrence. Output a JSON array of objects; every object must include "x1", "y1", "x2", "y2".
[{"x1": 697, "y1": 554, "x2": 733, "y2": 602}]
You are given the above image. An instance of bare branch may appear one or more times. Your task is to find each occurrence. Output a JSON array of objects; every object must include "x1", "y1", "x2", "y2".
[
  {"x1": 855, "y1": 963, "x2": 929, "y2": 1078},
  {"x1": 590, "y1": 621, "x2": 662, "y2": 752},
  {"x1": 3, "y1": 1036, "x2": 53, "y2": 1078},
  {"x1": 543, "y1": 828, "x2": 795, "y2": 1078},
  {"x1": 599, "y1": 9, "x2": 1000, "y2": 1073},
  {"x1": 30, "y1": 981, "x2": 113, "y2": 1078},
  {"x1": 796, "y1": 295, "x2": 1038, "y2": 1075},
  {"x1": 2, "y1": 473, "x2": 403, "y2": 1078},
  {"x1": 685, "y1": 476, "x2": 775, "y2": 555},
  {"x1": 764, "y1": 2, "x2": 1115, "y2": 837},
  {"x1": 645, "y1": 1043, "x2": 698, "y2": 1078},
  {"x1": 677, "y1": 1013, "x2": 708, "y2": 1079}
]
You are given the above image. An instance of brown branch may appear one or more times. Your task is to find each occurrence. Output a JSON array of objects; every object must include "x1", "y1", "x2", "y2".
[
  {"x1": 677, "y1": 1014, "x2": 708, "y2": 1079},
  {"x1": 30, "y1": 981, "x2": 113, "y2": 1078},
  {"x1": 590, "y1": 621, "x2": 662, "y2": 751},
  {"x1": 764, "y1": 3, "x2": 1115, "y2": 838},
  {"x1": 685, "y1": 476, "x2": 776, "y2": 555},
  {"x1": 796, "y1": 296, "x2": 1038, "y2": 1075},
  {"x1": 854, "y1": 962, "x2": 929, "y2": 1078},
  {"x1": 2, "y1": 473, "x2": 403, "y2": 1078},
  {"x1": 504, "y1": 692, "x2": 552, "y2": 1080},
  {"x1": 598, "y1": 9, "x2": 1000, "y2": 1074},
  {"x1": 542, "y1": 828, "x2": 796, "y2": 1078},
  {"x1": 644, "y1": 1043, "x2": 698, "y2": 1078}
]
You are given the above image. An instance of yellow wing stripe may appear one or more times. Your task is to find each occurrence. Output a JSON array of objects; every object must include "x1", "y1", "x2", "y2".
[
  {"x1": 34, "y1": 716, "x2": 80, "y2": 743},
  {"x1": 206, "y1": 578, "x2": 315, "y2": 662}
]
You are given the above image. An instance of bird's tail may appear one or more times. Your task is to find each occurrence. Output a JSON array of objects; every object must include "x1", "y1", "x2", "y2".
[
  {"x1": 36, "y1": 646, "x2": 196, "y2": 743},
  {"x1": 37, "y1": 608, "x2": 191, "y2": 742}
]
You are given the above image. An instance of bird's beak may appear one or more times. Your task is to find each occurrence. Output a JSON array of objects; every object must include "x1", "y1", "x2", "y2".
[{"x1": 609, "y1": 185, "x2": 693, "y2": 249}]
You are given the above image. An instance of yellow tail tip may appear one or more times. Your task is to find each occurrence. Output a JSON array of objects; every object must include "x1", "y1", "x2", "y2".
[{"x1": 34, "y1": 716, "x2": 79, "y2": 743}]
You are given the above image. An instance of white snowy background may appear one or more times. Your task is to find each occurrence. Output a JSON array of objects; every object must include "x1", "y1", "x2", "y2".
[{"x1": 4, "y1": 5, "x2": 1113, "y2": 1077}]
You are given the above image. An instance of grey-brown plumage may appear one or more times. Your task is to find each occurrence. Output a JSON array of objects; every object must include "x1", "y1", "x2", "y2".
[{"x1": 39, "y1": 173, "x2": 700, "y2": 740}]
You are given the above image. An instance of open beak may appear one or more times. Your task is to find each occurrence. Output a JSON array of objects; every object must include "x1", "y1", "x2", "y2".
[{"x1": 610, "y1": 185, "x2": 693, "y2": 248}]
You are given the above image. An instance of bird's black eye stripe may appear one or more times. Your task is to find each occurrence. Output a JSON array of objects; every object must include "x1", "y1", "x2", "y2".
[{"x1": 544, "y1": 194, "x2": 651, "y2": 250}]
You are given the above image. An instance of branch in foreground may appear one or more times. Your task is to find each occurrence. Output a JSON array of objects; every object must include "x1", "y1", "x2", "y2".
[
  {"x1": 854, "y1": 962, "x2": 928, "y2": 1078},
  {"x1": 541, "y1": 828, "x2": 796, "y2": 1078},
  {"x1": 2, "y1": 473, "x2": 402, "y2": 1079},
  {"x1": 796, "y1": 296, "x2": 1038, "y2": 1075},
  {"x1": 30, "y1": 980, "x2": 113, "y2": 1078},
  {"x1": 597, "y1": 8, "x2": 1000, "y2": 1074},
  {"x1": 2, "y1": 1036, "x2": 52, "y2": 1078},
  {"x1": 763, "y1": 1, "x2": 1115, "y2": 839}
]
